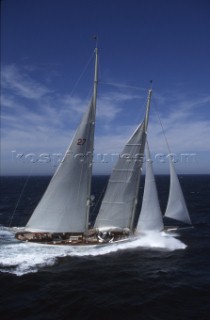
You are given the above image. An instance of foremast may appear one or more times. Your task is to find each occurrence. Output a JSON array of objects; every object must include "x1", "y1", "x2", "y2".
[
  {"x1": 129, "y1": 88, "x2": 152, "y2": 232},
  {"x1": 94, "y1": 86, "x2": 153, "y2": 233}
]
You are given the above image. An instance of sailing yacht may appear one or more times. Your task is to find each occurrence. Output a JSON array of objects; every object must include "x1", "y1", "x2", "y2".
[{"x1": 15, "y1": 46, "x2": 191, "y2": 245}]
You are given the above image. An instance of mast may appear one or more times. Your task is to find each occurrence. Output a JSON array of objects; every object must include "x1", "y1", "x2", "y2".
[
  {"x1": 85, "y1": 44, "x2": 99, "y2": 235},
  {"x1": 144, "y1": 89, "x2": 152, "y2": 132},
  {"x1": 95, "y1": 86, "x2": 153, "y2": 232},
  {"x1": 25, "y1": 45, "x2": 99, "y2": 234},
  {"x1": 129, "y1": 87, "x2": 152, "y2": 231}
]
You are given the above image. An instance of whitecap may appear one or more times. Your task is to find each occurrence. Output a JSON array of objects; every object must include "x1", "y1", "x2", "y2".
[{"x1": 0, "y1": 227, "x2": 186, "y2": 276}]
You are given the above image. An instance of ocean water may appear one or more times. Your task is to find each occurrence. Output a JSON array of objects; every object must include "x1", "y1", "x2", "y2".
[{"x1": 0, "y1": 175, "x2": 210, "y2": 320}]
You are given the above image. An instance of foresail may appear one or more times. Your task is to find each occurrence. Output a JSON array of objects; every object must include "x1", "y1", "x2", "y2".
[
  {"x1": 94, "y1": 89, "x2": 152, "y2": 231},
  {"x1": 136, "y1": 143, "x2": 163, "y2": 232},
  {"x1": 164, "y1": 156, "x2": 192, "y2": 225},
  {"x1": 94, "y1": 121, "x2": 147, "y2": 230},
  {"x1": 26, "y1": 99, "x2": 96, "y2": 233}
]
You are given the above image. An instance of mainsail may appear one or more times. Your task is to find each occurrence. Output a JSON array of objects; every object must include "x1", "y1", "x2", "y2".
[
  {"x1": 164, "y1": 155, "x2": 192, "y2": 225},
  {"x1": 136, "y1": 142, "x2": 164, "y2": 232},
  {"x1": 26, "y1": 48, "x2": 99, "y2": 233},
  {"x1": 94, "y1": 90, "x2": 152, "y2": 231}
]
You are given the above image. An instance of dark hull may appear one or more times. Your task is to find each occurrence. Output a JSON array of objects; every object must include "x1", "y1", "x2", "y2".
[{"x1": 15, "y1": 229, "x2": 131, "y2": 246}]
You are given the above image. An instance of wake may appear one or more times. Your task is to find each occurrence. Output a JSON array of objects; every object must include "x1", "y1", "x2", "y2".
[{"x1": 0, "y1": 226, "x2": 186, "y2": 276}]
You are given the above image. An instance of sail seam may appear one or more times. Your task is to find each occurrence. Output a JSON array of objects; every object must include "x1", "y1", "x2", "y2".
[
  {"x1": 113, "y1": 169, "x2": 134, "y2": 172},
  {"x1": 109, "y1": 180, "x2": 130, "y2": 183}
]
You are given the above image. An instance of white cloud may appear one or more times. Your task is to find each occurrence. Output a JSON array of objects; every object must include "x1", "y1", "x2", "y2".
[
  {"x1": 1, "y1": 65, "x2": 51, "y2": 99},
  {"x1": 1, "y1": 64, "x2": 210, "y2": 174}
]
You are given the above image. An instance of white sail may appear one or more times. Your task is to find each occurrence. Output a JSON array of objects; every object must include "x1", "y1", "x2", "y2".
[
  {"x1": 164, "y1": 156, "x2": 192, "y2": 225},
  {"x1": 136, "y1": 143, "x2": 164, "y2": 232},
  {"x1": 94, "y1": 90, "x2": 152, "y2": 231},
  {"x1": 26, "y1": 49, "x2": 98, "y2": 233}
]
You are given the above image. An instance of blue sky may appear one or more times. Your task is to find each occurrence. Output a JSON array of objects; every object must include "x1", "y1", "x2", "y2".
[{"x1": 1, "y1": 0, "x2": 210, "y2": 175}]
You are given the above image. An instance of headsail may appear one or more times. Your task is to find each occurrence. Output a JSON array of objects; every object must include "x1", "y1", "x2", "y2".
[
  {"x1": 94, "y1": 89, "x2": 152, "y2": 231},
  {"x1": 164, "y1": 155, "x2": 192, "y2": 225},
  {"x1": 136, "y1": 142, "x2": 164, "y2": 232},
  {"x1": 26, "y1": 48, "x2": 99, "y2": 233}
]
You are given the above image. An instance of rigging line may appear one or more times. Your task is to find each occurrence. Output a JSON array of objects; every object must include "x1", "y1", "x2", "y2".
[
  {"x1": 99, "y1": 81, "x2": 146, "y2": 91},
  {"x1": 8, "y1": 166, "x2": 33, "y2": 228},
  {"x1": 152, "y1": 94, "x2": 172, "y2": 155},
  {"x1": 69, "y1": 51, "x2": 95, "y2": 97},
  {"x1": 81, "y1": 52, "x2": 100, "y2": 104}
]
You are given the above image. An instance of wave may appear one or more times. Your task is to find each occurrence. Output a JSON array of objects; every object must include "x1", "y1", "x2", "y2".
[{"x1": 0, "y1": 227, "x2": 186, "y2": 276}]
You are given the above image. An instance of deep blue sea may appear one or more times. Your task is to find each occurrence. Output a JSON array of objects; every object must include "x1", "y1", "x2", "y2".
[{"x1": 0, "y1": 175, "x2": 210, "y2": 320}]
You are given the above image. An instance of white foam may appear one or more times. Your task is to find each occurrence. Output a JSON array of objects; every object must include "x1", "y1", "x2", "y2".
[{"x1": 0, "y1": 227, "x2": 186, "y2": 276}]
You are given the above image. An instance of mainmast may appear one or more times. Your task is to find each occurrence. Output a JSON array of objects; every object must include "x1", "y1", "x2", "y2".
[
  {"x1": 144, "y1": 88, "x2": 152, "y2": 132},
  {"x1": 84, "y1": 42, "x2": 99, "y2": 235},
  {"x1": 93, "y1": 43, "x2": 99, "y2": 112}
]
